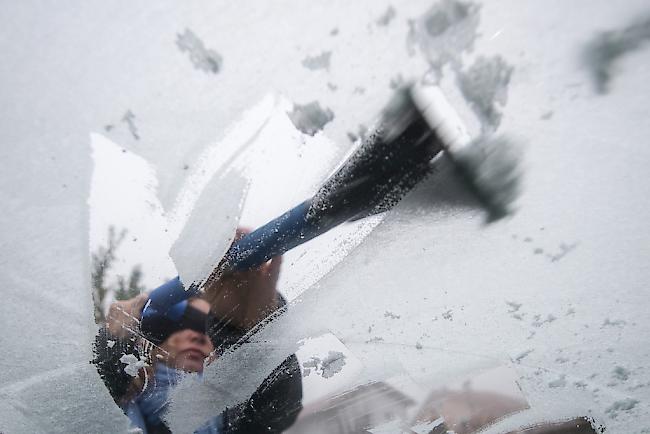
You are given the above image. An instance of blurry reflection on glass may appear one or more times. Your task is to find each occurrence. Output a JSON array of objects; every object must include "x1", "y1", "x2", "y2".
[{"x1": 92, "y1": 230, "x2": 302, "y2": 433}]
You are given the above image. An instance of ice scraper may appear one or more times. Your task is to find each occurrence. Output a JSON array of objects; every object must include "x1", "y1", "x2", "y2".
[{"x1": 140, "y1": 83, "x2": 522, "y2": 334}]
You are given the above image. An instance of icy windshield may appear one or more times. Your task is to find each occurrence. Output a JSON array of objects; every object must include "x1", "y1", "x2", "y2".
[{"x1": 2, "y1": 1, "x2": 650, "y2": 433}]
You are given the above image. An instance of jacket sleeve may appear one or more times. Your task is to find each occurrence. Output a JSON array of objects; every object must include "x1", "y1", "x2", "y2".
[
  {"x1": 210, "y1": 296, "x2": 303, "y2": 433},
  {"x1": 222, "y1": 354, "x2": 303, "y2": 434}
]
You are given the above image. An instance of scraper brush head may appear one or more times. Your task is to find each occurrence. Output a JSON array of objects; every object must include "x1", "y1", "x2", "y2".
[
  {"x1": 411, "y1": 84, "x2": 523, "y2": 221},
  {"x1": 450, "y1": 134, "x2": 522, "y2": 221},
  {"x1": 310, "y1": 84, "x2": 522, "y2": 225}
]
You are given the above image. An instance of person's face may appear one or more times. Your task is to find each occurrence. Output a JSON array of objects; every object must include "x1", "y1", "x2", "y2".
[{"x1": 158, "y1": 299, "x2": 214, "y2": 373}]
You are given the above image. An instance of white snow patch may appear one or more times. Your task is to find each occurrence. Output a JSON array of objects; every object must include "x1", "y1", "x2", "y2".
[{"x1": 120, "y1": 353, "x2": 147, "y2": 377}]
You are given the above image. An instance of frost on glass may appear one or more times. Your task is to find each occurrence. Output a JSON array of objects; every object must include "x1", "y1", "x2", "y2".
[{"x1": 3, "y1": 1, "x2": 650, "y2": 433}]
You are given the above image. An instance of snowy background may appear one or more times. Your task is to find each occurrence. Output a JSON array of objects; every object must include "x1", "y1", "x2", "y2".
[{"x1": 2, "y1": 0, "x2": 650, "y2": 432}]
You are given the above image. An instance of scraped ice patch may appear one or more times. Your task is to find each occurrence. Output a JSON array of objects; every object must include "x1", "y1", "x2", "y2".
[
  {"x1": 287, "y1": 101, "x2": 334, "y2": 136},
  {"x1": 122, "y1": 110, "x2": 140, "y2": 140},
  {"x1": 297, "y1": 333, "x2": 364, "y2": 405},
  {"x1": 606, "y1": 398, "x2": 639, "y2": 417},
  {"x1": 384, "y1": 311, "x2": 400, "y2": 319},
  {"x1": 301, "y1": 51, "x2": 332, "y2": 71},
  {"x1": 531, "y1": 313, "x2": 557, "y2": 327},
  {"x1": 457, "y1": 56, "x2": 514, "y2": 132},
  {"x1": 425, "y1": 0, "x2": 474, "y2": 37},
  {"x1": 602, "y1": 318, "x2": 626, "y2": 328},
  {"x1": 376, "y1": 5, "x2": 396, "y2": 27},
  {"x1": 406, "y1": 0, "x2": 480, "y2": 79},
  {"x1": 169, "y1": 169, "x2": 248, "y2": 288},
  {"x1": 548, "y1": 375, "x2": 567, "y2": 388},
  {"x1": 120, "y1": 353, "x2": 146, "y2": 377},
  {"x1": 546, "y1": 241, "x2": 578, "y2": 262},
  {"x1": 612, "y1": 366, "x2": 631, "y2": 381},
  {"x1": 583, "y1": 15, "x2": 650, "y2": 93},
  {"x1": 317, "y1": 351, "x2": 345, "y2": 378},
  {"x1": 305, "y1": 350, "x2": 347, "y2": 379},
  {"x1": 176, "y1": 28, "x2": 222, "y2": 74},
  {"x1": 513, "y1": 349, "x2": 534, "y2": 363}
]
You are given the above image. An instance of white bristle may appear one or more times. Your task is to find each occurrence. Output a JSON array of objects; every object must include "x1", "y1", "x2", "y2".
[
  {"x1": 452, "y1": 135, "x2": 523, "y2": 221},
  {"x1": 410, "y1": 84, "x2": 472, "y2": 150}
]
